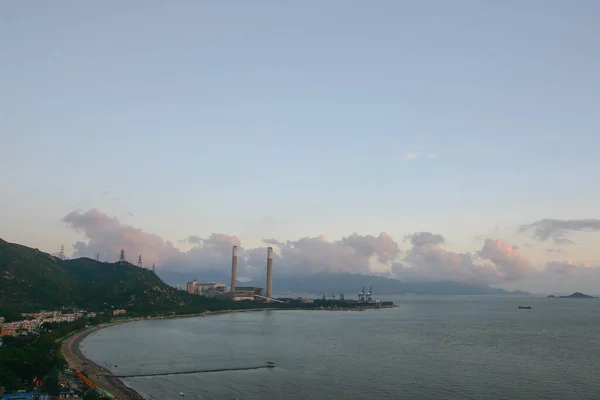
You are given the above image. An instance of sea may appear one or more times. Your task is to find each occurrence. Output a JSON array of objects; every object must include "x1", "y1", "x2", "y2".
[{"x1": 80, "y1": 295, "x2": 600, "y2": 400}]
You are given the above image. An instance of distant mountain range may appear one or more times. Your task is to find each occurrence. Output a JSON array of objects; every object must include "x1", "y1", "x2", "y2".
[
  {"x1": 158, "y1": 270, "x2": 529, "y2": 296},
  {"x1": 246, "y1": 273, "x2": 529, "y2": 296}
]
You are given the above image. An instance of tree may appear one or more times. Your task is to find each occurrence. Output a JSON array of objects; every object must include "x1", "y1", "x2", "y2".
[
  {"x1": 0, "y1": 311, "x2": 23, "y2": 323},
  {"x1": 42, "y1": 370, "x2": 60, "y2": 395}
]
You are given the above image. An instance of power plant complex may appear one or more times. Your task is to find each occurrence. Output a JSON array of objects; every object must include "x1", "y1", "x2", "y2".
[
  {"x1": 183, "y1": 245, "x2": 393, "y2": 308},
  {"x1": 185, "y1": 246, "x2": 276, "y2": 302}
]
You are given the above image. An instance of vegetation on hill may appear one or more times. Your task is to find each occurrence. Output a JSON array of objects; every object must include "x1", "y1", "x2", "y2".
[
  {"x1": 0, "y1": 318, "x2": 103, "y2": 392},
  {"x1": 0, "y1": 239, "x2": 76, "y2": 311},
  {"x1": 0, "y1": 238, "x2": 226, "y2": 315}
]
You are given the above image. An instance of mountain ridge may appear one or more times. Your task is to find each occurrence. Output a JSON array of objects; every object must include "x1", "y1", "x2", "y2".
[{"x1": 0, "y1": 238, "x2": 211, "y2": 314}]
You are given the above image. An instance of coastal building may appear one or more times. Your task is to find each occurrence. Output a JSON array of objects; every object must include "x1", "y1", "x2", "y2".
[
  {"x1": 0, "y1": 317, "x2": 4, "y2": 323},
  {"x1": 112, "y1": 309, "x2": 127, "y2": 316},
  {"x1": 185, "y1": 280, "x2": 226, "y2": 296},
  {"x1": 202, "y1": 284, "x2": 227, "y2": 297},
  {"x1": 195, "y1": 282, "x2": 226, "y2": 295},
  {"x1": 0, "y1": 326, "x2": 18, "y2": 337},
  {"x1": 187, "y1": 279, "x2": 198, "y2": 294}
]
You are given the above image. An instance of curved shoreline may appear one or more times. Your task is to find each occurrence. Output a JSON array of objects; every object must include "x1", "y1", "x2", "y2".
[
  {"x1": 60, "y1": 309, "x2": 294, "y2": 399},
  {"x1": 62, "y1": 321, "x2": 145, "y2": 399},
  {"x1": 61, "y1": 306, "x2": 394, "y2": 399}
]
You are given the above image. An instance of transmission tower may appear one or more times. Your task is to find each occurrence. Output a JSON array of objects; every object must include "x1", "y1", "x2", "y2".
[
  {"x1": 137, "y1": 254, "x2": 143, "y2": 269},
  {"x1": 118, "y1": 249, "x2": 126, "y2": 263},
  {"x1": 58, "y1": 245, "x2": 66, "y2": 260},
  {"x1": 152, "y1": 263, "x2": 156, "y2": 273},
  {"x1": 95, "y1": 253, "x2": 100, "y2": 262}
]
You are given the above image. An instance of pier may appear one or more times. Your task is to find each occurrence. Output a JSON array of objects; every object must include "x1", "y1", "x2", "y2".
[{"x1": 102, "y1": 363, "x2": 275, "y2": 378}]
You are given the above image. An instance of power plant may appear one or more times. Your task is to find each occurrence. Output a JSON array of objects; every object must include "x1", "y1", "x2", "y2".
[
  {"x1": 266, "y1": 247, "x2": 273, "y2": 299},
  {"x1": 181, "y1": 246, "x2": 395, "y2": 308},
  {"x1": 230, "y1": 245, "x2": 238, "y2": 291}
]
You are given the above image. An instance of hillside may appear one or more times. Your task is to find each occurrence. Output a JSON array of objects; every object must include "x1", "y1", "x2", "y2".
[
  {"x1": 0, "y1": 239, "x2": 76, "y2": 311},
  {"x1": 0, "y1": 238, "x2": 209, "y2": 314}
]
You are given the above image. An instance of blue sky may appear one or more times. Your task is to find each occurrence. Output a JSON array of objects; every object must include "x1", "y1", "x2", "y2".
[{"x1": 1, "y1": 1, "x2": 600, "y2": 290}]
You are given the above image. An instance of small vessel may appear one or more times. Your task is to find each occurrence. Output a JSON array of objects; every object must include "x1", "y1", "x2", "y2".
[
  {"x1": 180, "y1": 393, "x2": 185, "y2": 397},
  {"x1": 518, "y1": 306, "x2": 532, "y2": 309}
]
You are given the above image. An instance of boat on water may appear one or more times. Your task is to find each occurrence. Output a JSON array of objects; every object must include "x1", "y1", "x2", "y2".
[
  {"x1": 518, "y1": 306, "x2": 532, "y2": 309},
  {"x1": 180, "y1": 392, "x2": 185, "y2": 396}
]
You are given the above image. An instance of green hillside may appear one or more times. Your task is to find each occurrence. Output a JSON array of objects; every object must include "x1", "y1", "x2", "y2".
[
  {"x1": 0, "y1": 238, "x2": 207, "y2": 314},
  {"x1": 0, "y1": 239, "x2": 76, "y2": 311}
]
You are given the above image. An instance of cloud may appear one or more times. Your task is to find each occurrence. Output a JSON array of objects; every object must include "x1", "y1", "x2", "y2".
[
  {"x1": 542, "y1": 261, "x2": 600, "y2": 290},
  {"x1": 62, "y1": 210, "x2": 401, "y2": 279},
  {"x1": 546, "y1": 248, "x2": 565, "y2": 253},
  {"x1": 399, "y1": 243, "x2": 502, "y2": 285},
  {"x1": 62, "y1": 209, "x2": 600, "y2": 292},
  {"x1": 520, "y1": 218, "x2": 600, "y2": 245},
  {"x1": 396, "y1": 237, "x2": 534, "y2": 285},
  {"x1": 407, "y1": 232, "x2": 445, "y2": 247},
  {"x1": 63, "y1": 209, "x2": 181, "y2": 265},
  {"x1": 477, "y1": 239, "x2": 534, "y2": 281},
  {"x1": 259, "y1": 232, "x2": 402, "y2": 276},
  {"x1": 181, "y1": 235, "x2": 202, "y2": 245}
]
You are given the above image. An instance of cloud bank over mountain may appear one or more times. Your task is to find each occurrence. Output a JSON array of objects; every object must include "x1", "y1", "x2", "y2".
[{"x1": 63, "y1": 209, "x2": 600, "y2": 293}]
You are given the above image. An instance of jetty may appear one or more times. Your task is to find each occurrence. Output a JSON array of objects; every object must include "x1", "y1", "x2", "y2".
[{"x1": 102, "y1": 363, "x2": 275, "y2": 378}]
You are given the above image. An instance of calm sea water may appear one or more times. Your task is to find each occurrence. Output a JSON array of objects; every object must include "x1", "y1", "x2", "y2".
[{"x1": 81, "y1": 296, "x2": 600, "y2": 400}]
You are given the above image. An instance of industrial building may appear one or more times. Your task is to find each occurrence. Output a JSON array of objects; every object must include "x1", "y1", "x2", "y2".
[
  {"x1": 235, "y1": 286, "x2": 265, "y2": 296},
  {"x1": 184, "y1": 245, "x2": 274, "y2": 302},
  {"x1": 222, "y1": 246, "x2": 274, "y2": 302},
  {"x1": 185, "y1": 280, "x2": 226, "y2": 297},
  {"x1": 215, "y1": 291, "x2": 255, "y2": 301}
]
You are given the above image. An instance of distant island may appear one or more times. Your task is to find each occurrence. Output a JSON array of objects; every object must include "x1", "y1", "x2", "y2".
[{"x1": 548, "y1": 292, "x2": 596, "y2": 299}]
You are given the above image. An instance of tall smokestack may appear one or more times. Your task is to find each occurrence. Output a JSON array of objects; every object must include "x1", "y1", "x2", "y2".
[
  {"x1": 231, "y1": 245, "x2": 238, "y2": 291},
  {"x1": 266, "y1": 247, "x2": 273, "y2": 299}
]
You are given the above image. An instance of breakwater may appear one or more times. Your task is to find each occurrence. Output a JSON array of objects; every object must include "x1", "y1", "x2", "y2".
[{"x1": 103, "y1": 364, "x2": 275, "y2": 378}]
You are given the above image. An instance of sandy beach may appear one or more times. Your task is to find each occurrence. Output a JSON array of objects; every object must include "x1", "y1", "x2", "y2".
[{"x1": 61, "y1": 321, "x2": 145, "y2": 400}]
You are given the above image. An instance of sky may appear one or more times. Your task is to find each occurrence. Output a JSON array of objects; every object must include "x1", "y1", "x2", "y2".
[{"x1": 1, "y1": 1, "x2": 600, "y2": 293}]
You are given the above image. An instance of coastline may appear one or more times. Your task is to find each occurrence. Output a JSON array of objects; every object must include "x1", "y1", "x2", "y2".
[
  {"x1": 61, "y1": 321, "x2": 145, "y2": 400},
  {"x1": 61, "y1": 306, "x2": 394, "y2": 399},
  {"x1": 60, "y1": 309, "x2": 287, "y2": 399}
]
